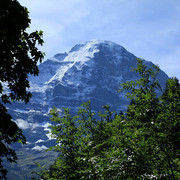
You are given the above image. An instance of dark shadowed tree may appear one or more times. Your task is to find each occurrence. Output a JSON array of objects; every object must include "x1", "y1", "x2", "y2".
[{"x1": 0, "y1": 0, "x2": 44, "y2": 178}]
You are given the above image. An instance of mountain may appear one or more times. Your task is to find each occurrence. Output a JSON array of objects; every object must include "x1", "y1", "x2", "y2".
[{"x1": 6, "y1": 40, "x2": 169, "y2": 179}]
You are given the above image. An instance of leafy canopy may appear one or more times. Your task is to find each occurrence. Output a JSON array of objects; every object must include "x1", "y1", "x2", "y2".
[
  {"x1": 37, "y1": 60, "x2": 179, "y2": 180},
  {"x1": 0, "y1": 0, "x2": 44, "y2": 179}
]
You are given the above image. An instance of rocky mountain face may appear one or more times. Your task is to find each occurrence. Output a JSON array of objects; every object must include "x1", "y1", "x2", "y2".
[{"x1": 6, "y1": 40, "x2": 169, "y2": 179}]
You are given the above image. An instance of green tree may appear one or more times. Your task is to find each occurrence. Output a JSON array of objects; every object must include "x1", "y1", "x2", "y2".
[
  {"x1": 46, "y1": 102, "x2": 100, "y2": 179},
  {"x1": 0, "y1": 0, "x2": 44, "y2": 178},
  {"x1": 38, "y1": 102, "x2": 116, "y2": 180},
  {"x1": 117, "y1": 59, "x2": 180, "y2": 179},
  {"x1": 48, "y1": 107, "x2": 84, "y2": 179},
  {"x1": 37, "y1": 59, "x2": 179, "y2": 179},
  {"x1": 157, "y1": 77, "x2": 180, "y2": 179}
]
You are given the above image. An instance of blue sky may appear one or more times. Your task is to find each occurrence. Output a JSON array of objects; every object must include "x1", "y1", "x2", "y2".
[{"x1": 19, "y1": 0, "x2": 180, "y2": 79}]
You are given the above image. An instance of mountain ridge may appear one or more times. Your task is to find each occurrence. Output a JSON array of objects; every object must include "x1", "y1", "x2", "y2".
[{"x1": 6, "y1": 40, "x2": 169, "y2": 179}]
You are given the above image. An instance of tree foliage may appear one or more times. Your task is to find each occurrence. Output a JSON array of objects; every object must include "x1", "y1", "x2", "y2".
[
  {"x1": 0, "y1": 0, "x2": 44, "y2": 178},
  {"x1": 37, "y1": 60, "x2": 179, "y2": 179}
]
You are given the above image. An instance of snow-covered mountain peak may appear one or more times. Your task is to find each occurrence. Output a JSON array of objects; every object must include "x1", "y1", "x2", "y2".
[
  {"x1": 29, "y1": 39, "x2": 168, "y2": 105},
  {"x1": 38, "y1": 40, "x2": 134, "y2": 86},
  {"x1": 63, "y1": 40, "x2": 104, "y2": 64},
  {"x1": 69, "y1": 40, "x2": 101, "y2": 52},
  {"x1": 69, "y1": 39, "x2": 124, "y2": 54},
  {"x1": 8, "y1": 40, "x2": 169, "y2": 175},
  {"x1": 66, "y1": 39, "x2": 131, "y2": 67}
]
